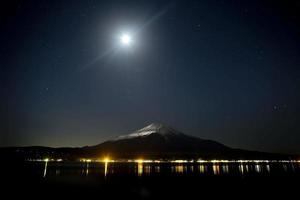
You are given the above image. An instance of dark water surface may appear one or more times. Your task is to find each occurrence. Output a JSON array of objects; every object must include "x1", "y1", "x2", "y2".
[{"x1": 2, "y1": 161, "x2": 300, "y2": 199}]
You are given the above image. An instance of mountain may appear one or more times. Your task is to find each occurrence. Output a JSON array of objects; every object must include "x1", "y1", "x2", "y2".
[
  {"x1": 82, "y1": 123, "x2": 293, "y2": 160},
  {"x1": 83, "y1": 123, "x2": 230, "y2": 159},
  {"x1": 0, "y1": 123, "x2": 296, "y2": 160}
]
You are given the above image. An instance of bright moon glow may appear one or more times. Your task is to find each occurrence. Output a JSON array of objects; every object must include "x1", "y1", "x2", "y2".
[{"x1": 120, "y1": 34, "x2": 132, "y2": 46}]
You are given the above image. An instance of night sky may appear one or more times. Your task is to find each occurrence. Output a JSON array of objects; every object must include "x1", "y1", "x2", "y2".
[{"x1": 1, "y1": 0, "x2": 300, "y2": 154}]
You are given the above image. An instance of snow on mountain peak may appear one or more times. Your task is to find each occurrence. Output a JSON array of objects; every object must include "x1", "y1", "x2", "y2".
[{"x1": 116, "y1": 123, "x2": 183, "y2": 140}]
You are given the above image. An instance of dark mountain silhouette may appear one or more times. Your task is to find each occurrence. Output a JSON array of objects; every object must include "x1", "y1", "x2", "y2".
[
  {"x1": 84, "y1": 123, "x2": 231, "y2": 159},
  {"x1": 0, "y1": 123, "x2": 296, "y2": 160}
]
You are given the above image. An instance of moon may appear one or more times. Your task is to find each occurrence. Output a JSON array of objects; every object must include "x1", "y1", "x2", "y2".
[{"x1": 120, "y1": 34, "x2": 132, "y2": 46}]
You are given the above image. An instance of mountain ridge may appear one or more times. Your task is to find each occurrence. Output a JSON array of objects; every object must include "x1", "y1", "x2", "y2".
[
  {"x1": 0, "y1": 123, "x2": 298, "y2": 160},
  {"x1": 116, "y1": 123, "x2": 184, "y2": 140}
]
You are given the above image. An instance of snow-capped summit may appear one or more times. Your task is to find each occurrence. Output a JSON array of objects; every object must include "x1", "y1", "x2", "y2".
[
  {"x1": 117, "y1": 123, "x2": 183, "y2": 140},
  {"x1": 88, "y1": 122, "x2": 232, "y2": 159}
]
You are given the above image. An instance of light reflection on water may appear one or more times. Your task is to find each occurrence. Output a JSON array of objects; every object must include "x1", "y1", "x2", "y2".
[
  {"x1": 144, "y1": 165, "x2": 151, "y2": 175},
  {"x1": 104, "y1": 161, "x2": 108, "y2": 177},
  {"x1": 172, "y1": 165, "x2": 186, "y2": 173},
  {"x1": 155, "y1": 166, "x2": 160, "y2": 173},
  {"x1": 255, "y1": 164, "x2": 261, "y2": 173},
  {"x1": 199, "y1": 164, "x2": 206, "y2": 173},
  {"x1": 222, "y1": 164, "x2": 229, "y2": 174},
  {"x1": 283, "y1": 164, "x2": 288, "y2": 172},
  {"x1": 43, "y1": 160, "x2": 48, "y2": 178},
  {"x1": 213, "y1": 164, "x2": 220, "y2": 175},
  {"x1": 266, "y1": 164, "x2": 270, "y2": 173},
  {"x1": 86, "y1": 162, "x2": 89, "y2": 176},
  {"x1": 39, "y1": 161, "x2": 300, "y2": 178},
  {"x1": 137, "y1": 162, "x2": 143, "y2": 176},
  {"x1": 239, "y1": 164, "x2": 243, "y2": 174}
]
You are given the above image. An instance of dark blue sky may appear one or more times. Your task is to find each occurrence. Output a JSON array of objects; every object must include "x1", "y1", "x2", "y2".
[{"x1": 1, "y1": 0, "x2": 300, "y2": 154}]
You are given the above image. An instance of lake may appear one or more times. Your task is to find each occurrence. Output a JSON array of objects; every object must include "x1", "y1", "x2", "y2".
[
  {"x1": 1, "y1": 161, "x2": 300, "y2": 199},
  {"x1": 40, "y1": 160, "x2": 300, "y2": 178}
]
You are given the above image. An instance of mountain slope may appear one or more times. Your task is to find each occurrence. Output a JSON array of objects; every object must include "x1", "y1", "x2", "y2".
[
  {"x1": 83, "y1": 123, "x2": 282, "y2": 159},
  {"x1": 1, "y1": 123, "x2": 296, "y2": 160}
]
